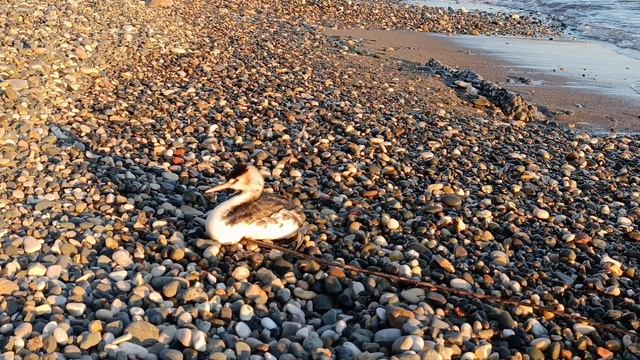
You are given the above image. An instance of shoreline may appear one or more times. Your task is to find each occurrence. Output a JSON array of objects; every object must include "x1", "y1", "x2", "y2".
[
  {"x1": 326, "y1": 28, "x2": 640, "y2": 132},
  {"x1": 410, "y1": 0, "x2": 640, "y2": 61}
]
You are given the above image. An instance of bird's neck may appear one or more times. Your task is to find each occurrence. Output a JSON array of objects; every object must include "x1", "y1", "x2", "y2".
[{"x1": 215, "y1": 184, "x2": 263, "y2": 218}]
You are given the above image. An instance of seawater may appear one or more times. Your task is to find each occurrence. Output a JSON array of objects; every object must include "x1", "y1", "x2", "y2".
[{"x1": 412, "y1": 0, "x2": 640, "y2": 56}]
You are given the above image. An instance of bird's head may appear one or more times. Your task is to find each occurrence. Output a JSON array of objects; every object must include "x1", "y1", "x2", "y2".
[{"x1": 205, "y1": 163, "x2": 264, "y2": 194}]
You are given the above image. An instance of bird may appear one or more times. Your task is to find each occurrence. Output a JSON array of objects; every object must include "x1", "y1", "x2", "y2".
[{"x1": 204, "y1": 163, "x2": 307, "y2": 248}]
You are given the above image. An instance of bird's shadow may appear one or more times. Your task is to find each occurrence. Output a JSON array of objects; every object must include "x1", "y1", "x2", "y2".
[{"x1": 51, "y1": 124, "x2": 216, "y2": 246}]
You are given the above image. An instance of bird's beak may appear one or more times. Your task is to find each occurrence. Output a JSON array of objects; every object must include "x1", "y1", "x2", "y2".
[{"x1": 205, "y1": 181, "x2": 232, "y2": 194}]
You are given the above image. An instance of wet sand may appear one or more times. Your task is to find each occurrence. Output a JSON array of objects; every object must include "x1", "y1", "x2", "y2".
[{"x1": 326, "y1": 28, "x2": 640, "y2": 132}]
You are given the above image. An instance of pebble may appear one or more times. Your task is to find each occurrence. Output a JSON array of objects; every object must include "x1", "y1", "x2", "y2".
[
  {"x1": 54, "y1": 328, "x2": 69, "y2": 345},
  {"x1": 387, "y1": 218, "x2": 400, "y2": 230},
  {"x1": 66, "y1": 303, "x2": 86, "y2": 317},
  {"x1": 191, "y1": 330, "x2": 206, "y2": 351},
  {"x1": 531, "y1": 337, "x2": 551, "y2": 350},
  {"x1": 261, "y1": 317, "x2": 278, "y2": 330},
  {"x1": 79, "y1": 333, "x2": 101, "y2": 350},
  {"x1": 400, "y1": 288, "x2": 425, "y2": 303},
  {"x1": 239, "y1": 304, "x2": 254, "y2": 321},
  {"x1": 374, "y1": 328, "x2": 402, "y2": 344},
  {"x1": 235, "y1": 322, "x2": 251, "y2": 338},
  {"x1": 176, "y1": 329, "x2": 191, "y2": 347},
  {"x1": 533, "y1": 208, "x2": 550, "y2": 220},
  {"x1": 475, "y1": 343, "x2": 492, "y2": 359},
  {"x1": 23, "y1": 237, "x2": 41, "y2": 254},
  {"x1": 573, "y1": 323, "x2": 596, "y2": 335},
  {"x1": 450, "y1": 278, "x2": 473, "y2": 291},
  {"x1": 118, "y1": 342, "x2": 149, "y2": 356},
  {"x1": 14, "y1": 323, "x2": 32, "y2": 338},
  {"x1": 0, "y1": 279, "x2": 18, "y2": 295},
  {"x1": 112, "y1": 250, "x2": 134, "y2": 267},
  {"x1": 125, "y1": 321, "x2": 160, "y2": 346},
  {"x1": 64, "y1": 345, "x2": 81, "y2": 358},
  {"x1": 442, "y1": 194, "x2": 463, "y2": 208},
  {"x1": 160, "y1": 349, "x2": 184, "y2": 360},
  {"x1": 232, "y1": 266, "x2": 251, "y2": 281},
  {"x1": 491, "y1": 251, "x2": 509, "y2": 266},
  {"x1": 392, "y1": 335, "x2": 424, "y2": 353},
  {"x1": 434, "y1": 255, "x2": 455, "y2": 273}
]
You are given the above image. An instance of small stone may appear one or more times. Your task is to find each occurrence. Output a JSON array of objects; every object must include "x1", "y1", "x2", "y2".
[
  {"x1": 450, "y1": 278, "x2": 473, "y2": 291},
  {"x1": 2, "y1": 79, "x2": 29, "y2": 91},
  {"x1": 239, "y1": 305, "x2": 254, "y2": 321},
  {"x1": 163, "y1": 171, "x2": 180, "y2": 181},
  {"x1": 26, "y1": 337, "x2": 43, "y2": 352},
  {"x1": 191, "y1": 330, "x2": 206, "y2": 351},
  {"x1": 147, "y1": 0, "x2": 174, "y2": 6},
  {"x1": 597, "y1": 347, "x2": 614, "y2": 359},
  {"x1": 112, "y1": 250, "x2": 133, "y2": 267},
  {"x1": 387, "y1": 305, "x2": 415, "y2": 328},
  {"x1": 89, "y1": 320, "x2": 102, "y2": 333},
  {"x1": 235, "y1": 322, "x2": 251, "y2": 338},
  {"x1": 434, "y1": 255, "x2": 455, "y2": 273},
  {"x1": 36, "y1": 304, "x2": 52, "y2": 315},
  {"x1": 14, "y1": 323, "x2": 32, "y2": 338},
  {"x1": 303, "y1": 334, "x2": 323, "y2": 352},
  {"x1": 79, "y1": 333, "x2": 101, "y2": 350},
  {"x1": 531, "y1": 338, "x2": 551, "y2": 350},
  {"x1": 125, "y1": 321, "x2": 160, "y2": 346},
  {"x1": 64, "y1": 345, "x2": 81, "y2": 358},
  {"x1": 323, "y1": 275, "x2": 342, "y2": 295},
  {"x1": 158, "y1": 349, "x2": 184, "y2": 360},
  {"x1": 618, "y1": 216, "x2": 633, "y2": 226},
  {"x1": 28, "y1": 263, "x2": 47, "y2": 276},
  {"x1": 12, "y1": 189, "x2": 24, "y2": 199},
  {"x1": 387, "y1": 218, "x2": 400, "y2": 230},
  {"x1": 232, "y1": 266, "x2": 251, "y2": 281},
  {"x1": 160, "y1": 349, "x2": 183, "y2": 360},
  {"x1": 374, "y1": 328, "x2": 402, "y2": 344},
  {"x1": 527, "y1": 347, "x2": 545, "y2": 360},
  {"x1": 261, "y1": 317, "x2": 277, "y2": 330},
  {"x1": 605, "y1": 285, "x2": 621, "y2": 296},
  {"x1": 170, "y1": 47, "x2": 187, "y2": 55},
  {"x1": 23, "y1": 237, "x2": 41, "y2": 253},
  {"x1": 54, "y1": 327, "x2": 69, "y2": 345},
  {"x1": 118, "y1": 342, "x2": 149, "y2": 356},
  {"x1": 180, "y1": 205, "x2": 204, "y2": 217},
  {"x1": 176, "y1": 329, "x2": 191, "y2": 347},
  {"x1": 475, "y1": 343, "x2": 492, "y2": 360},
  {"x1": 392, "y1": 335, "x2": 424, "y2": 353},
  {"x1": 66, "y1": 303, "x2": 86, "y2": 317},
  {"x1": 533, "y1": 208, "x2": 550, "y2": 220},
  {"x1": 605, "y1": 339, "x2": 621, "y2": 352},
  {"x1": 0, "y1": 279, "x2": 19, "y2": 295},
  {"x1": 442, "y1": 195, "x2": 463, "y2": 208},
  {"x1": 400, "y1": 288, "x2": 425, "y2": 303},
  {"x1": 163, "y1": 280, "x2": 181, "y2": 298},
  {"x1": 573, "y1": 323, "x2": 596, "y2": 335},
  {"x1": 491, "y1": 251, "x2": 509, "y2": 266},
  {"x1": 473, "y1": 97, "x2": 491, "y2": 107}
]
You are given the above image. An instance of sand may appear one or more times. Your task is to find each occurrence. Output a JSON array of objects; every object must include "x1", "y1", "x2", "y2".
[{"x1": 326, "y1": 28, "x2": 640, "y2": 132}]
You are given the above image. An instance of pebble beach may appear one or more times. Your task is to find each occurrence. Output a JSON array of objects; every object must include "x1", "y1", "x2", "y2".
[{"x1": 0, "y1": 0, "x2": 639, "y2": 360}]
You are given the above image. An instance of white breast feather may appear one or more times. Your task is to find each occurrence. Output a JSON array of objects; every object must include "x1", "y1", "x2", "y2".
[{"x1": 206, "y1": 208, "x2": 300, "y2": 244}]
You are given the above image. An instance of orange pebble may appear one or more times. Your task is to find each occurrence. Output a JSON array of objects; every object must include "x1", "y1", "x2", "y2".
[
  {"x1": 597, "y1": 347, "x2": 614, "y2": 359},
  {"x1": 172, "y1": 157, "x2": 185, "y2": 165}
]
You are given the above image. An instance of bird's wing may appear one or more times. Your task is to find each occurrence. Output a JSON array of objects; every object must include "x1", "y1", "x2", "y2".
[{"x1": 225, "y1": 194, "x2": 304, "y2": 226}]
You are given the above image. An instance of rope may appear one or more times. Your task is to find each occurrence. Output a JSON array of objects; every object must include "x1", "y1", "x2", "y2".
[{"x1": 246, "y1": 239, "x2": 639, "y2": 338}]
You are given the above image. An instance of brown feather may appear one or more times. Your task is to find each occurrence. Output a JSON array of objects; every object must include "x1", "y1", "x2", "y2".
[{"x1": 224, "y1": 193, "x2": 305, "y2": 226}]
